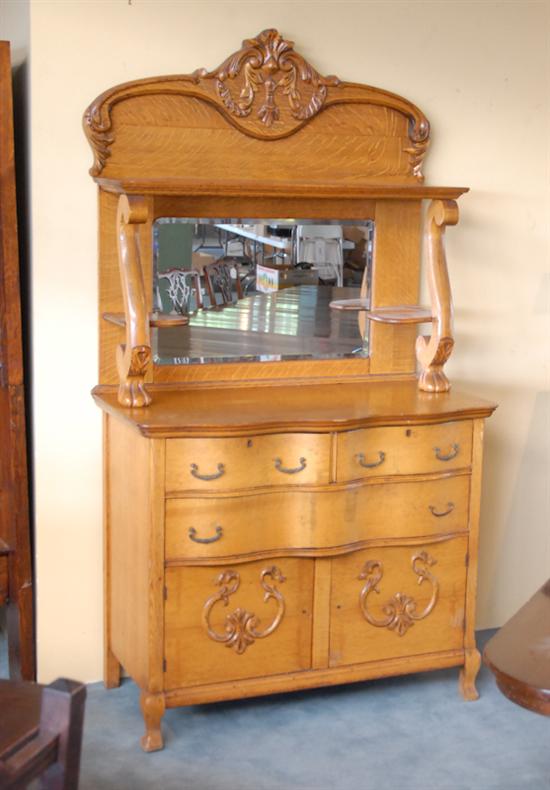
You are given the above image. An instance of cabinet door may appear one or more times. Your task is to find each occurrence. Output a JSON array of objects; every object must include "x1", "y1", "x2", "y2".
[
  {"x1": 329, "y1": 537, "x2": 468, "y2": 667},
  {"x1": 164, "y1": 558, "x2": 314, "y2": 689}
]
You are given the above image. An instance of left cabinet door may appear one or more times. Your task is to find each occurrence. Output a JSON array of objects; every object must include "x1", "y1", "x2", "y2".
[{"x1": 164, "y1": 558, "x2": 314, "y2": 689}]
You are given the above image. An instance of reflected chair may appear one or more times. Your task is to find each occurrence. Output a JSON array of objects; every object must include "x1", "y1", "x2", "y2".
[
  {"x1": 156, "y1": 268, "x2": 203, "y2": 315},
  {"x1": 203, "y1": 258, "x2": 244, "y2": 308}
]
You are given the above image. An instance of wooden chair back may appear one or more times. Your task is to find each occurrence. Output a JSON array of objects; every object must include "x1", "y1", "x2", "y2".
[
  {"x1": 0, "y1": 677, "x2": 86, "y2": 789},
  {"x1": 203, "y1": 259, "x2": 243, "y2": 308}
]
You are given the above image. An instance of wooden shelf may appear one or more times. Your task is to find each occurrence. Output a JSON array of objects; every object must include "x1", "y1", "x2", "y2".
[
  {"x1": 329, "y1": 301, "x2": 433, "y2": 324},
  {"x1": 96, "y1": 176, "x2": 469, "y2": 201},
  {"x1": 103, "y1": 312, "x2": 190, "y2": 329}
]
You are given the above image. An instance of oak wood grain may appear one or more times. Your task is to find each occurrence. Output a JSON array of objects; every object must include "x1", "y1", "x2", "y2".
[
  {"x1": 336, "y1": 420, "x2": 472, "y2": 480},
  {"x1": 93, "y1": 381, "x2": 496, "y2": 438},
  {"x1": 164, "y1": 559, "x2": 313, "y2": 688},
  {"x1": 166, "y1": 433, "x2": 331, "y2": 492},
  {"x1": 329, "y1": 536, "x2": 468, "y2": 667},
  {"x1": 106, "y1": 418, "x2": 165, "y2": 689},
  {"x1": 163, "y1": 648, "x2": 465, "y2": 706},
  {"x1": 164, "y1": 475, "x2": 470, "y2": 561}
]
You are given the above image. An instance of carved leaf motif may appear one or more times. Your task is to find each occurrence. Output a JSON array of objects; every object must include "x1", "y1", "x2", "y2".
[
  {"x1": 358, "y1": 551, "x2": 439, "y2": 636},
  {"x1": 213, "y1": 28, "x2": 340, "y2": 128},
  {"x1": 202, "y1": 566, "x2": 286, "y2": 654}
]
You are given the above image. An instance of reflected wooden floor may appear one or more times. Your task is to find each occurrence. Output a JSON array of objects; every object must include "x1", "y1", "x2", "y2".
[{"x1": 155, "y1": 286, "x2": 367, "y2": 364}]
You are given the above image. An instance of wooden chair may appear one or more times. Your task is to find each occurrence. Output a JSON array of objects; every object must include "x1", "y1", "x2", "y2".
[
  {"x1": 156, "y1": 268, "x2": 203, "y2": 315},
  {"x1": 0, "y1": 677, "x2": 86, "y2": 788},
  {"x1": 203, "y1": 258, "x2": 243, "y2": 309}
]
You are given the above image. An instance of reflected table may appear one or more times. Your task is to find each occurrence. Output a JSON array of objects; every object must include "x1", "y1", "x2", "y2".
[{"x1": 155, "y1": 285, "x2": 367, "y2": 365}]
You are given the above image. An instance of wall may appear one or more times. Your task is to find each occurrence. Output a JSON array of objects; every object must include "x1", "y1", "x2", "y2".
[{"x1": 23, "y1": 0, "x2": 550, "y2": 681}]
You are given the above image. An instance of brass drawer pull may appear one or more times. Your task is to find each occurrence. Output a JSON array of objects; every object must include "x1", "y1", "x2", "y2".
[
  {"x1": 356, "y1": 451, "x2": 386, "y2": 469},
  {"x1": 188, "y1": 526, "x2": 223, "y2": 544},
  {"x1": 429, "y1": 502, "x2": 455, "y2": 518},
  {"x1": 434, "y1": 443, "x2": 459, "y2": 462},
  {"x1": 190, "y1": 462, "x2": 226, "y2": 481},
  {"x1": 274, "y1": 457, "x2": 307, "y2": 474}
]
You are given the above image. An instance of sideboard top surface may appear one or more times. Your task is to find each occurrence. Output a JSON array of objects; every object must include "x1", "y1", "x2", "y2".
[{"x1": 93, "y1": 381, "x2": 496, "y2": 437}]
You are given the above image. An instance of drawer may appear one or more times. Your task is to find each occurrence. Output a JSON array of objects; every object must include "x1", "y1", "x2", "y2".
[
  {"x1": 329, "y1": 535, "x2": 468, "y2": 667},
  {"x1": 165, "y1": 475, "x2": 470, "y2": 561},
  {"x1": 164, "y1": 558, "x2": 313, "y2": 688},
  {"x1": 336, "y1": 421, "x2": 472, "y2": 481},
  {"x1": 166, "y1": 433, "x2": 331, "y2": 492}
]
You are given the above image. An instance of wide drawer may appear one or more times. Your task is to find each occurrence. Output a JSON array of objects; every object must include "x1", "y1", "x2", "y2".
[
  {"x1": 166, "y1": 434, "x2": 331, "y2": 492},
  {"x1": 329, "y1": 535, "x2": 468, "y2": 667},
  {"x1": 336, "y1": 421, "x2": 472, "y2": 481},
  {"x1": 165, "y1": 475, "x2": 470, "y2": 561},
  {"x1": 164, "y1": 558, "x2": 313, "y2": 688}
]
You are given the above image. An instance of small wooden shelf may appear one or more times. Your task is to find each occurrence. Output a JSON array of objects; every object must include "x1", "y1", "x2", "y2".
[
  {"x1": 103, "y1": 312, "x2": 190, "y2": 329},
  {"x1": 329, "y1": 301, "x2": 433, "y2": 324}
]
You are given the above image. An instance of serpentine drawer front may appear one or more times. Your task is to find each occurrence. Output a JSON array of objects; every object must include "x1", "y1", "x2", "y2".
[
  {"x1": 166, "y1": 434, "x2": 331, "y2": 492},
  {"x1": 336, "y1": 421, "x2": 472, "y2": 481},
  {"x1": 163, "y1": 559, "x2": 314, "y2": 688},
  {"x1": 164, "y1": 475, "x2": 471, "y2": 561},
  {"x1": 329, "y1": 535, "x2": 469, "y2": 667}
]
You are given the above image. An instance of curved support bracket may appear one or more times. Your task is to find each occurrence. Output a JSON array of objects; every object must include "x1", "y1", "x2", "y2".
[
  {"x1": 116, "y1": 194, "x2": 152, "y2": 407},
  {"x1": 416, "y1": 199, "x2": 459, "y2": 393}
]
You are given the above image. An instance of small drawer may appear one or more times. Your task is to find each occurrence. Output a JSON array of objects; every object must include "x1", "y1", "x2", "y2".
[
  {"x1": 164, "y1": 558, "x2": 314, "y2": 688},
  {"x1": 336, "y1": 421, "x2": 472, "y2": 481},
  {"x1": 165, "y1": 475, "x2": 470, "y2": 561},
  {"x1": 166, "y1": 433, "x2": 330, "y2": 493}
]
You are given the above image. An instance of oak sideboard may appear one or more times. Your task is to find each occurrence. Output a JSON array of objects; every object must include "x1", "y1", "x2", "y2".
[{"x1": 85, "y1": 29, "x2": 496, "y2": 750}]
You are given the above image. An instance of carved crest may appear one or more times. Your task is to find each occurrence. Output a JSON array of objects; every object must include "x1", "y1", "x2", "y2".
[
  {"x1": 203, "y1": 28, "x2": 340, "y2": 128},
  {"x1": 83, "y1": 29, "x2": 430, "y2": 179}
]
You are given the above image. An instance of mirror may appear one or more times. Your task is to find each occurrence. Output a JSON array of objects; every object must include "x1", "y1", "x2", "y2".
[{"x1": 153, "y1": 218, "x2": 374, "y2": 365}]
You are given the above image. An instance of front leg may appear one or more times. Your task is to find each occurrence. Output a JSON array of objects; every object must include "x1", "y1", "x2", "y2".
[
  {"x1": 140, "y1": 691, "x2": 166, "y2": 752},
  {"x1": 459, "y1": 647, "x2": 481, "y2": 701}
]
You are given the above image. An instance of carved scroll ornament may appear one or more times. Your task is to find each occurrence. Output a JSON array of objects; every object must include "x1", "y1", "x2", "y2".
[
  {"x1": 202, "y1": 566, "x2": 286, "y2": 654},
  {"x1": 358, "y1": 551, "x2": 439, "y2": 636}
]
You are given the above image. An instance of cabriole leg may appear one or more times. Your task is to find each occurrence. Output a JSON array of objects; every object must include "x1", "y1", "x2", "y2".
[
  {"x1": 140, "y1": 691, "x2": 165, "y2": 752},
  {"x1": 459, "y1": 647, "x2": 481, "y2": 701}
]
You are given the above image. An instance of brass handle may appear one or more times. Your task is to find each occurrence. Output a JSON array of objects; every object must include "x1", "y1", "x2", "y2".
[
  {"x1": 273, "y1": 457, "x2": 307, "y2": 475},
  {"x1": 190, "y1": 462, "x2": 226, "y2": 481},
  {"x1": 188, "y1": 526, "x2": 223, "y2": 544},
  {"x1": 356, "y1": 451, "x2": 386, "y2": 469},
  {"x1": 434, "y1": 444, "x2": 459, "y2": 462},
  {"x1": 429, "y1": 502, "x2": 455, "y2": 518}
]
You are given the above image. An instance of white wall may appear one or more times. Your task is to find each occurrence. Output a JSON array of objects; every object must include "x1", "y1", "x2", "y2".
[{"x1": 22, "y1": 0, "x2": 550, "y2": 681}]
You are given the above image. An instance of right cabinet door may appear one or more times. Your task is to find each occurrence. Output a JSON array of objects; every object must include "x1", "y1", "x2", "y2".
[{"x1": 329, "y1": 536, "x2": 468, "y2": 667}]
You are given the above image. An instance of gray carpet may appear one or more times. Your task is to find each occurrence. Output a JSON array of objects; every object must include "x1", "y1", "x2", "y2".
[{"x1": 2, "y1": 630, "x2": 549, "y2": 789}]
